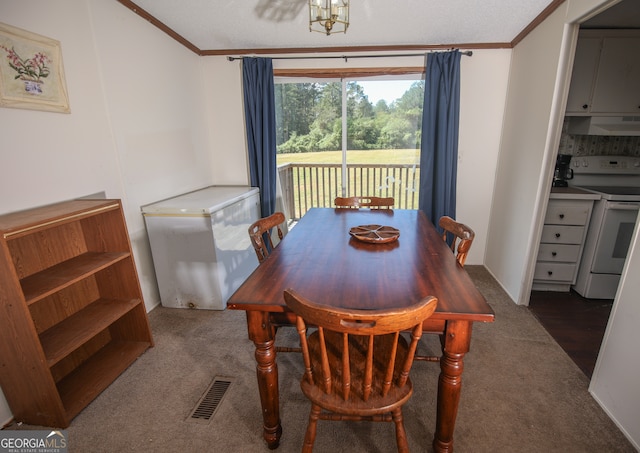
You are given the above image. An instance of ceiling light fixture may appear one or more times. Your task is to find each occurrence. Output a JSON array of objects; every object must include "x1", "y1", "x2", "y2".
[{"x1": 309, "y1": 0, "x2": 349, "y2": 36}]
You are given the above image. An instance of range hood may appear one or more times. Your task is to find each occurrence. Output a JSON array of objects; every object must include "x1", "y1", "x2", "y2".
[{"x1": 567, "y1": 116, "x2": 640, "y2": 136}]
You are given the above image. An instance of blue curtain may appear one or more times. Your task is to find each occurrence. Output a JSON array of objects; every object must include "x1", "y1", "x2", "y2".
[
  {"x1": 243, "y1": 57, "x2": 277, "y2": 218},
  {"x1": 419, "y1": 50, "x2": 461, "y2": 224}
]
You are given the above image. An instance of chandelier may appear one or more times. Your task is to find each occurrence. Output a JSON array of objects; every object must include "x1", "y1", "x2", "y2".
[{"x1": 309, "y1": 0, "x2": 349, "y2": 36}]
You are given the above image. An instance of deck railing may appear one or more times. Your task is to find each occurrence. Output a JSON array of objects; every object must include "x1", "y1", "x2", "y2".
[{"x1": 278, "y1": 163, "x2": 421, "y2": 220}]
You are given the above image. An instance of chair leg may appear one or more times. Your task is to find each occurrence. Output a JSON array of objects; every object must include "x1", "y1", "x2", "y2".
[
  {"x1": 413, "y1": 335, "x2": 442, "y2": 362},
  {"x1": 392, "y1": 408, "x2": 410, "y2": 453},
  {"x1": 302, "y1": 404, "x2": 321, "y2": 453}
]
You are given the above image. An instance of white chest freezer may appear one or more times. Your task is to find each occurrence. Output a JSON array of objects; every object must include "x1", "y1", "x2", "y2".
[{"x1": 141, "y1": 186, "x2": 261, "y2": 310}]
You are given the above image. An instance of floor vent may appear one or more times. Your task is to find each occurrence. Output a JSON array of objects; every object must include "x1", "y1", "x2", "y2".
[{"x1": 188, "y1": 377, "x2": 233, "y2": 424}]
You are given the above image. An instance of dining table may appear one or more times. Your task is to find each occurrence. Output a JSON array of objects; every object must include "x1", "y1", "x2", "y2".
[{"x1": 227, "y1": 207, "x2": 495, "y2": 453}]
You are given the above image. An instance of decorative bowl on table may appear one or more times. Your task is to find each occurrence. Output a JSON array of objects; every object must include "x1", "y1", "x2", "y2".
[{"x1": 349, "y1": 225, "x2": 400, "y2": 244}]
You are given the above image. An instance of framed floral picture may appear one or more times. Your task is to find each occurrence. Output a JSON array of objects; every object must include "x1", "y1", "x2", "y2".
[{"x1": 0, "y1": 22, "x2": 70, "y2": 113}]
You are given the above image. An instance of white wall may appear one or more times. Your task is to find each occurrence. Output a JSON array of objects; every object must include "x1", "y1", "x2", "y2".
[
  {"x1": 484, "y1": 5, "x2": 568, "y2": 301},
  {"x1": 88, "y1": 0, "x2": 214, "y2": 308},
  {"x1": 457, "y1": 50, "x2": 510, "y2": 264},
  {"x1": 0, "y1": 0, "x2": 215, "y2": 427},
  {"x1": 589, "y1": 211, "x2": 640, "y2": 450},
  {"x1": 0, "y1": 1, "x2": 124, "y2": 213},
  {"x1": 202, "y1": 57, "x2": 251, "y2": 185}
]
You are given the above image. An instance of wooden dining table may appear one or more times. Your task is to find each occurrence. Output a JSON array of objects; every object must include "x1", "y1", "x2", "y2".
[{"x1": 227, "y1": 208, "x2": 495, "y2": 452}]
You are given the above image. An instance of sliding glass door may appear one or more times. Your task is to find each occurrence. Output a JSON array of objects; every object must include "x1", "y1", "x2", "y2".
[{"x1": 275, "y1": 76, "x2": 423, "y2": 219}]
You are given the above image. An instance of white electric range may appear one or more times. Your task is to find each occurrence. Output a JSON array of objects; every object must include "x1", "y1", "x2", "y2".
[{"x1": 569, "y1": 156, "x2": 640, "y2": 299}]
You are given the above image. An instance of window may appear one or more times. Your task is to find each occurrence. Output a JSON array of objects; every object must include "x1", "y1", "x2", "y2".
[{"x1": 275, "y1": 76, "x2": 424, "y2": 219}]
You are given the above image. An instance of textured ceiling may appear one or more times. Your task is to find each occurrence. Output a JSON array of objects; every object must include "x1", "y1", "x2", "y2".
[{"x1": 126, "y1": 0, "x2": 558, "y2": 52}]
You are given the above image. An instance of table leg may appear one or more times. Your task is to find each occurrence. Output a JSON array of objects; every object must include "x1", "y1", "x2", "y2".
[
  {"x1": 432, "y1": 320, "x2": 472, "y2": 453},
  {"x1": 246, "y1": 311, "x2": 282, "y2": 449}
]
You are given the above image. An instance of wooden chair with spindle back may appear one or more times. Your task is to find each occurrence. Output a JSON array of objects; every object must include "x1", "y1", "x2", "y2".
[
  {"x1": 334, "y1": 196, "x2": 395, "y2": 209},
  {"x1": 284, "y1": 288, "x2": 438, "y2": 453},
  {"x1": 248, "y1": 211, "x2": 286, "y2": 264},
  {"x1": 439, "y1": 215, "x2": 475, "y2": 267},
  {"x1": 414, "y1": 216, "x2": 475, "y2": 364},
  {"x1": 249, "y1": 212, "x2": 300, "y2": 352}
]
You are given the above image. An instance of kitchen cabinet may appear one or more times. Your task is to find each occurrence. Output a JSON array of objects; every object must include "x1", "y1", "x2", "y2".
[
  {"x1": 533, "y1": 196, "x2": 595, "y2": 292},
  {"x1": 566, "y1": 30, "x2": 640, "y2": 116},
  {"x1": 590, "y1": 37, "x2": 640, "y2": 114},
  {"x1": 566, "y1": 37, "x2": 601, "y2": 114},
  {"x1": 0, "y1": 199, "x2": 153, "y2": 427}
]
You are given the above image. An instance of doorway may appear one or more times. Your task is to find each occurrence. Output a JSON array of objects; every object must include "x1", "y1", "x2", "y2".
[{"x1": 528, "y1": 0, "x2": 639, "y2": 377}]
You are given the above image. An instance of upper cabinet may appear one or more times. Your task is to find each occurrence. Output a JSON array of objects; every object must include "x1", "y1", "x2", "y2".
[
  {"x1": 591, "y1": 37, "x2": 640, "y2": 114},
  {"x1": 566, "y1": 37, "x2": 602, "y2": 114},
  {"x1": 566, "y1": 30, "x2": 640, "y2": 116}
]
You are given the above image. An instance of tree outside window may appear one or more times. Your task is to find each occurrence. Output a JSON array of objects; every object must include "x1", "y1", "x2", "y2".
[{"x1": 275, "y1": 77, "x2": 423, "y2": 219}]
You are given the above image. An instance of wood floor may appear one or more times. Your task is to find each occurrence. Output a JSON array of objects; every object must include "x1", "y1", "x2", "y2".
[{"x1": 528, "y1": 290, "x2": 613, "y2": 378}]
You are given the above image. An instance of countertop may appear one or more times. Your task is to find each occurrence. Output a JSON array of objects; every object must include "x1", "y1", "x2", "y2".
[{"x1": 550, "y1": 186, "x2": 601, "y2": 200}]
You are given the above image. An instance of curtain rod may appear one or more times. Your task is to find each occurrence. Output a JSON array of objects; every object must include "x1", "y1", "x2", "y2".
[{"x1": 227, "y1": 50, "x2": 472, "y2": 62}]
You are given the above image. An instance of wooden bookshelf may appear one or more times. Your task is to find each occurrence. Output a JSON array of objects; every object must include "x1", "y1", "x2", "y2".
[{"x1": 0, "y1": 199, "x2": 153, "y2": 427}]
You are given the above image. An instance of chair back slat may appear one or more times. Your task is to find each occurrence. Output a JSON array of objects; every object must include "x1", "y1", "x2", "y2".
[
  {"x1": 317, "y1": 327, "x2": 332, "y2": 394},
  {"x1": 296, "y1": 316, "x2": 314, "y2": 384},
  {"x1": 382, "y1": 331, "x2": 400, "y2": 397},
  {"x1": 342, "y1": 333, "x2": 351, "y2": 400},
  {"x1": 363, "y1": 335, "x2": 374, "y2": 401},
  {"x1": 398, "y1": 324, "x2": 423, "y2": 387}
]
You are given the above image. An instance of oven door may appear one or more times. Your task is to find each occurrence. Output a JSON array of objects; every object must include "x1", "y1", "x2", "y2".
[{"x1": 592, "y1": 202, "x2": 640, "y2": 274}]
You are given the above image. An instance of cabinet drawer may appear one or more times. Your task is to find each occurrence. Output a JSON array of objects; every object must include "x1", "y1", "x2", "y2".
[
  {"x1": 534, "y1": 262, "x2": 577, "y2": 282},
  {"x1": 540, "y1": 225, "x2": 584, "y2": 244},
  {"x1": 544, "y1": 204, "x2": 590, "y2": 226},
  {"x1": 537, "y1": 243, "x2": 581, "y2": 262}
]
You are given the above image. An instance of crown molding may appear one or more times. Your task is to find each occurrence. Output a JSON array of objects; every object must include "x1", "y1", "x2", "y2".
[{"x1": 117, "y1": 0, "x2": 567, "y2": 57}]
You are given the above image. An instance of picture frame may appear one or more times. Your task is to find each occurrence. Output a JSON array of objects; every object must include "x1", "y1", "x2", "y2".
[{"x1": 0, "y1": 22, "x2": 70, "y2": 113}]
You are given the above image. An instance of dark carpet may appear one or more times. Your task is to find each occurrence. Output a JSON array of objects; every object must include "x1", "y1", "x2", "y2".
[{"x1": 4, "y1": 266, "x2": 634, "y2": 452}]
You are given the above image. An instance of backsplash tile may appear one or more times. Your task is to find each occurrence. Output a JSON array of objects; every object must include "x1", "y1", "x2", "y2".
[{"x1": 558, "y1": 118, "x2": 640, "y2": 156}]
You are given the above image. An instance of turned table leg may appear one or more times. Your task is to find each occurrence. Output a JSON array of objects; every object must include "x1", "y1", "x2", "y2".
[
  {"x1": 246, "y1": 311, "x2": 282, "y2": 449},
  {"x1": 433, "y1": 320, "x2": 472, "y2": 453}
]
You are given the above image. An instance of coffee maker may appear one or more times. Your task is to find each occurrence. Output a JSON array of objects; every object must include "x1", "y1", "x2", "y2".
[{"x1": 553, "y1": 154, "x2": 574, "y2": 187}]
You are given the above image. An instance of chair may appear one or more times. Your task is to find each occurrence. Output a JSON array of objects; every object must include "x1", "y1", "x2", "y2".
[
  {"x1": 414, "y1": 216, "x2": 475, "y2": 364},
  {"x1": 439, "y1": 216, "x2": 475, "y2": 267},
  {"x1": 334, "y1": 196, "x2": 395, "y2": 209},
  {"x1": 284, "y1": 288, "x2": 438, "y2": 453},
  {"x1": 248, "y1": 212, "x2": 285, "y2": 263},
  {"x1": 248, "y1": 212, "x2": 300, "y2": 352}
]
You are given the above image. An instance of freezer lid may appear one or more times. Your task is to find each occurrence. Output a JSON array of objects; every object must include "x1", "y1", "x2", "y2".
[{"x1": 141, "y1": 186, "x2": 259, "y2": 215}]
